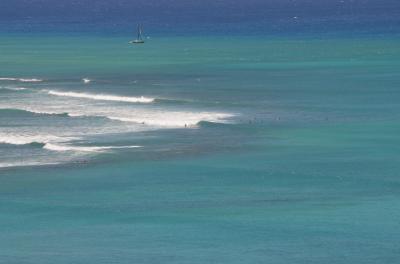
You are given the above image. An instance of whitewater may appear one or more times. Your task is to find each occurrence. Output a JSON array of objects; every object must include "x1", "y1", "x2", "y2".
[{"x1": 0, "y1": 81, "x2": 236, "y2": 168}]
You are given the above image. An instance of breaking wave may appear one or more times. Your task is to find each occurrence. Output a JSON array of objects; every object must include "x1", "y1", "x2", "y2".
[
  {"x1": 45, "y1": 90, "x2": 155, "y2": 103},
  {"x1": 0, "y1": 134, "x2": 75, "y2": 146},
  {"x1": 0, "y1": 87, "x2": 27, "y2": 91},
  {"x1": 43, "y1": 143, "x2": 141, "y2": 152},
  {"x1": 0, "y1": 77, "x2": 43, "y2": 82},
  {"x1": 0, "y1": 161, "x2": 58, "y2": 169},
  {"x1": 107, "y1": 112, "x2": 234, "y2": 127},
  {"x1": 1, "y1": 107, "x2": 235, "y2": 128},
  {"x1": 0, "y1": 108, "x2": 69, "y2": 117},
  {"x1": 0, "y1": 135, "x2": 140, "y2": 153}
]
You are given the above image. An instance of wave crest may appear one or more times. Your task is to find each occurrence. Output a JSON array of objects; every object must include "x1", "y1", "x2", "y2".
[
  {"x1": 0, "y1": 77, "x2": 43, "y2": 82},
  {"x1": 107, "y1": 112, "x2": 234, "y2": 127},
  {"x1": 0, "y1": 135, "x2": 72, "y2": 146},
  {"x1": 43, "y1": 143, "x2": 141, "y2": 152},
  {"x1": 0, "y1": 106, "x2": 235, "y2": 128},
  {"x1": 0, "y1": 135, "x2": 140, "y2": 153},
  {"x1": 0, "y1": 108, "x2": 70, "y2": 118},
  {"x1": 0, "y1": 87, "x2": 27, "y2": 91},
  {"x1": 46, "y1": 90, "x2": 154, "y2": 103}
]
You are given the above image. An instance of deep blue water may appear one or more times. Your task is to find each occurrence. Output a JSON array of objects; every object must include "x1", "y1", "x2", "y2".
[{"x1": 0, "y1": 0, "x2": 399, "y2": 36}]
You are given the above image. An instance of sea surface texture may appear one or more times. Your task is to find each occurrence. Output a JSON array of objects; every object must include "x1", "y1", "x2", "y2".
[{"x1": 1, "y1": 0, "x2": 400, "y2": 263}]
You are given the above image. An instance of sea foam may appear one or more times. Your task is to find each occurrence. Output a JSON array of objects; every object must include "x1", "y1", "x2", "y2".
[
  {"x1": 0, "y1": 87, "x2": 27, "y2": 91},
  {"x1": 0, "y1": 134, "x2": 75, "y2": 146},
  {"x1": 20, "y1": 78, "x2": 43, "y2": 82},
  {"x1": 43, "y1": 143, "x2": 141, "y2": 152},
  {"x1": 0, "y1": 161, "x2": 58, "y2": 169},
  {"x1": 0, "y1": 77, "x2": 43, "y2": 82},
  {"x1": 0, "y1": 134, "x2": 140, "y2": 153},
  {"x1": 107, "y1": 112, "x2": 234, "y2": 127},
  {"x1": 1, "y1": 105, "x2": 235, "y2": 128},
  {"x1": 46, "y1": 90, "x2": 154, "y2": 103}
]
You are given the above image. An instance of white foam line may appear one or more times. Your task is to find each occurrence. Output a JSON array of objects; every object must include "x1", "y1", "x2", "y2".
[
  {"x1": 0, "y1": 87, "x2": 27, "y2": 91},
  {"x1": 0, "y1": 78, "x2": 42, "y2": 82},
  {"x1": 0, "y1": 161, "x2": 58, "y2": 169},
  {"x1": 0, "y1": 106, "x2": 235, "y2": 128},
  {"x1": 0, "y1": 135, "x2": 77, "y2": 146},
  {"x1": 0, "y1": 78, "x2": 18, "y2": 81},
  {"x1": 107, "y1": 113, "x2": 235, "y2": 127},
  {"x1": 43, "y1": 143, "x2": 141, "y2": 153},
  {"x1": 20, "y1": 78, "x2": 43, "y2": 82},
  {"x1": 46, "y1": 90, "x2": 154, "y2": 103},
  {"x1": 0, "y1": 135, "x2": 140, "y2": 153},
  {"x1": 4, "y1": 96, "x2": 238, "y2": 128}
]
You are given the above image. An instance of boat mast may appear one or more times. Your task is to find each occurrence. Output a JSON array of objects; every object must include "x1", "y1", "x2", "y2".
[{"x1": 137, "y1": 24, "x2": 143, "y2": 41}]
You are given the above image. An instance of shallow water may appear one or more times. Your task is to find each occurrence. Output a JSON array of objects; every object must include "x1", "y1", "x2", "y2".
[{"x1": 1, "y1": 35, "x2": 400, "y2": 263}]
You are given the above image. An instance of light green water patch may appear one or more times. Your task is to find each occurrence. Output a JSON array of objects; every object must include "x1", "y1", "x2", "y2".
[
  {"x1": 1, "y1": 34, "x2": 400, "y2": 263},
  {"x1": 0, "y1": 35, "x2": 399, "y2": 78}
]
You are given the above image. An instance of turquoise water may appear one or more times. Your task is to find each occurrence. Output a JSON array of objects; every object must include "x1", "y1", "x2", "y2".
[{"x1": 1, "y1": 35, "x2": 400, "y2": 263}]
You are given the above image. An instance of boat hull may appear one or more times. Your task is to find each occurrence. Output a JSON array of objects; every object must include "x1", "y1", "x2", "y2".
[{"x1": 130, "y1": 40, "x2": 145, "y2": 44}]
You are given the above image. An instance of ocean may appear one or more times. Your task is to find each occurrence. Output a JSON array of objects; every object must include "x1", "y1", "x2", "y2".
[{"x1": 1, "y1": 4, "x2": 400, "y2": 263}]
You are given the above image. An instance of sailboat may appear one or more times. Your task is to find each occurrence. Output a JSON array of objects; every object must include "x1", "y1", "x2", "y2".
[{"x1": 130, "y1": 24, "x2": 145, "y2": 44}]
